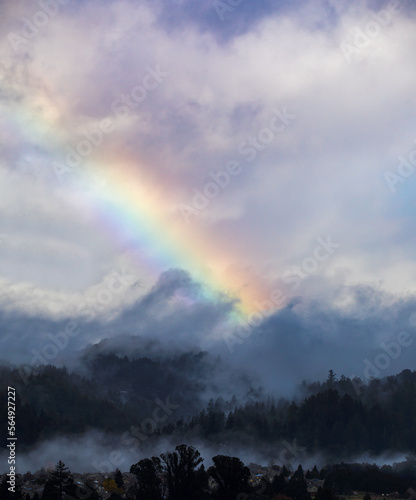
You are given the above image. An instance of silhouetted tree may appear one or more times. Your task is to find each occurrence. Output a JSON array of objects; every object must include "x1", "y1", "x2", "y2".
[
  {"x1": 207, "y1": 455, "x2": 251, "y2": 499},
  {"x1": 130, "y1": 457, "x2": 163, "y2": 500},
  {"x1": 272, "y1": 473, "x2": 287, "y2": 496},
  {"x1": 41, "y1": 480, "x2": 57, "y2": 500},
  {"x1": 285, "y1": 474, "x2": 310, "y2": 500},
  {"x1": 309, "y1": 465, "x2": 319, "y2": 479},
  {"x1": 43, "y1": 461, "x2": 73, "y2": 500},
  {"x1": 327, "y1": 370, "x2": 337, "y2": 387},
  {"x1": 160, "y1": 444, "x2": 208, "y2": 500},
  {"x1": 315, "y1": 486, "x2": 337, "y2": 500},
  {"x1": 294, "y1": 464, "x2": 305, "y2": 479},
  {"x1": 114, "y1": 468, "x2": 124, "y2": 490},
  {"x1": 281, "y1": 466, "x2": 290, "y2": 477}
]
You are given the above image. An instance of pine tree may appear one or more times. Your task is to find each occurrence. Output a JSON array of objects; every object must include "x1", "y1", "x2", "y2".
[
  {"x1": 294, "y1": 464, "x2": 305, "y2": 479},
  {"x1": 42, "y1": 479, "x2": 60, "y2": 500},
  {"x1": 272, "y1": 473, "x2": 286, "y2": 495},
  {"x1": 281, "y1": 465, "x2": 290, "y2": 477},
  {"x1": 48, "y1": 461, "x2": 73, "y2": 500},
  {"x1": 114, "y1": 468, "x2": 124, "y2": 489},
  {"x1": 327, "y1": 370, "x2": 337, "y2": 388},
  {"x1": 310, "y1": 465, "x2": 319, "y2": 479}
]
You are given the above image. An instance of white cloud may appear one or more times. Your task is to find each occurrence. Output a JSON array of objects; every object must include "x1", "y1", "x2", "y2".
[{"x1": 0, "y1": 0, "x2": 416, "y2": 321}]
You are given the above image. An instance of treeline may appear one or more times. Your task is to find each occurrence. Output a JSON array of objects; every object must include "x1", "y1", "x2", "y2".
[
  {"x1": 0, "y1": 350, "x2": 230, "y2": 449},
  {"x1": 4, "y1": 446, "x2": 416, "y2": 499},
  {"x1": 158, "y1": 370, "x2": 416, "y2": 457},
  {"x1": 1, "y1": 358, "x2": 416, "y2": 458},
  {"x1": 0, "y1": 364, "x2": 133, "y2": 447}
]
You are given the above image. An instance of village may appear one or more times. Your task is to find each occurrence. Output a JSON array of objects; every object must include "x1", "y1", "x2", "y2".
[{"x1": 14, "y1": 462, "x2": 412, "y2": 500}]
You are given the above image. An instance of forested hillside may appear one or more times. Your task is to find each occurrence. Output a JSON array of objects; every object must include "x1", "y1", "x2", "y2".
[
  {"x1": 164, "y1": 369, "x2": 416, "y2": 457},
  {"x1": 1, "y1": 350, "x2": 416, "y2": 460}
]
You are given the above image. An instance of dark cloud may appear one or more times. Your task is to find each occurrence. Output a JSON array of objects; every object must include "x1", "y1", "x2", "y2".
[
  {"x1": 152, "y1": 0, "x2": 277, "y2": 42},
  {"x1": 0, "y1": 268, "x2": 234, "y2": 365},
  {"x1": 227, "y1": 284, "x2": 416, "y2": 394},
  {"x1": 1, "y1": 267, "x2": 416, "y2": 401}
]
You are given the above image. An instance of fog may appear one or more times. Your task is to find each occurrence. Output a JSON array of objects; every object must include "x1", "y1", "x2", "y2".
[
  {"x1": 1, "y1": 430, "x2": 410, "y2": 474},
  {"x1": 2, "y1": 273, "x2": 416, "y2": 399}
]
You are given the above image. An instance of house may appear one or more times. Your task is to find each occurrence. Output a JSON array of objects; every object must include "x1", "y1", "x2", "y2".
[{"x1": 307, "y1": 478, "x2": 325, "y2": 493}]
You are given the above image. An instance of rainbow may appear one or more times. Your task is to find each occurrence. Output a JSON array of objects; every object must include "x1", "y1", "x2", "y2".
[{"x1": 0, "y1": 89, "x2": 276, "y2": 321}]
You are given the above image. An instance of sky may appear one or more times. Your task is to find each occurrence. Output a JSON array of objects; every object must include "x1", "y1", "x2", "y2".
[{"x1": 1, "y1": 0, "x2": 416, "y2": 386}]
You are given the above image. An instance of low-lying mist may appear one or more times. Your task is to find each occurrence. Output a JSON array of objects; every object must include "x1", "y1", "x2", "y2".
[{"x1": 1, "y1": 430, "x2": 411, "y2": 474}]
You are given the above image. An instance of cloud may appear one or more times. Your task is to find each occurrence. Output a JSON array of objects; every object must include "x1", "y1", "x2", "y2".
[
  {"x1": 1, "y1": 266, "x2": 415, "y2": 401},
  {"x1": 0, "y1": 267, "x2": 234, "y2": 364},
  {"x1": 2, "y1": 0, "x2": 416, "y2": 290},
  {"x1": 226, "y1": 282, "x2": 416, "y2": 394},
  {"x1": 1, "y1": 0, "x2": 416, "y2": 383}
]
